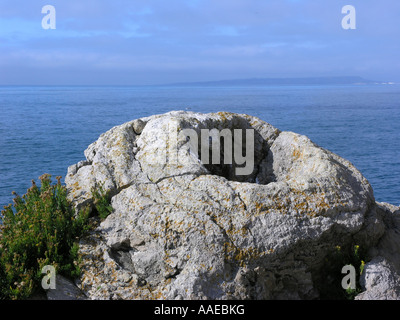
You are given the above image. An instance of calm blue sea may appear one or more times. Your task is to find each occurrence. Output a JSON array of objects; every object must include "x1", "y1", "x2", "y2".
[{"x1": 0, "y1": 85, "x2": 399, "y2": 209}]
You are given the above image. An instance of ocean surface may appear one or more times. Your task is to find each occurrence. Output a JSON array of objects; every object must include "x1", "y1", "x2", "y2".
[{"x1": 0, "y1": 84, "x2": 399, "y2": 210}]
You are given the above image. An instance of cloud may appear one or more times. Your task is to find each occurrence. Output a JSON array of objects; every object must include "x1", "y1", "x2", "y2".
[
  {"x1": 0, "y1": 0, "x2": 399, "y2": 84},
  {"x1": 202, "y1": 44, "x2": 267, "y2": 57},
  {"x1": 210, "y1": 25, "x2": 246, "y2": 37}
]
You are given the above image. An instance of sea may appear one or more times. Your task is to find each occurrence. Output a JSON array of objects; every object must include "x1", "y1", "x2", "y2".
[{"x1": 0, "y1": 84, "x2": 399, "y2": 210}]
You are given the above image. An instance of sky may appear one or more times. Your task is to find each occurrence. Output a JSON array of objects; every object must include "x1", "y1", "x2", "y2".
[{"x1": 0, "y1": 0, "x2": 399, "y2": 85}]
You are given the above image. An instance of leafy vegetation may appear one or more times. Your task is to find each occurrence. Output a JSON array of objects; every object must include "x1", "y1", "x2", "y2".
[
  {"x1": 0, "y1": 173, "x2": 368, "y2": 300},
  {"x1": 91, "y1": 184, "x2": 113, "y2": 220},
  {"x1": 0, "y1": 174, "x2": 112, "y2": 300},
  {"x1": 318, "y1": 244, "x2": 366, "y2": 300}
]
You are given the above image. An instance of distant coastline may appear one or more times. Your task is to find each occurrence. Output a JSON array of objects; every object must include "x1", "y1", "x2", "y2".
[{"x1": 168, "y1": 76, "x2": 391, "y2": 87}]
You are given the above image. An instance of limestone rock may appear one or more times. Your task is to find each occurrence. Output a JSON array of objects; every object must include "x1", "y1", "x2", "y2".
[
  {"x1": 46, "y1": 275, "x2": 87, "y2": 300},
  {"x1": 355, "y1": 202, "x2": 400, "y2": 300},
  {"x1": 372, "y1": 202, "x2": 400, "y2": 271},
  {"x1": 356, "y1": 257, "x2": 400, "y2": 300},
  {"x1": 65, "y1": 111, "x2": 393, "y2": 300},
  {"x1": 132, "y1": 119, "x2": 146, "y2": 135}
]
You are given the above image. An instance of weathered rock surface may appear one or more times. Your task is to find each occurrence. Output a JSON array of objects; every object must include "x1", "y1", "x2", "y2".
[
  {"x1": 355, "y1": 202, "x2": 400, "y2": 300},
  {"x1": 355, "y1": 257, "x2": 400, "y2": 300},
  {"x1": 64, "y1": 111, "x2": 399, "y2": 300},
  {"x1": 46, "y1": 275, "x2": 87, "y2": 300}
]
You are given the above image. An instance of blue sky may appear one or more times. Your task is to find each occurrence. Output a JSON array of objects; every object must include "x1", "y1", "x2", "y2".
[{"x1": 0, "y1": 0, "x2": 399, "y2": 85}]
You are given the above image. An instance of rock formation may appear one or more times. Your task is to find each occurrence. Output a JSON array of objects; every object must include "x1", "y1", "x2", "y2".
[{"x1": 63, "y1": 111, "x2": 400, "y2": 300}]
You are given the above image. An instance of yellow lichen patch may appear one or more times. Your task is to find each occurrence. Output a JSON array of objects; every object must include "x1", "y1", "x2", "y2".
[
  {"x1": 216, "y1": 111, "x2": 231, "y2": 122},
  {"x1": 70, "y1": 181, "x2": 82, "y2": 193},
  {"x1": 150, "y1": 232, "x2": 160, "y2": 239},
  {"x1": 292, "y1": 148, "x2": 302, "y2": 160},
  {"x1": 223, "y1": 242, "x2": 266, "y2": 268},
  {"x1": 239, "y1": 226, "x2": 248, "y2": 237},
  {"x1": 251, "y1": 186, "x2": 338, "y2": 219}
]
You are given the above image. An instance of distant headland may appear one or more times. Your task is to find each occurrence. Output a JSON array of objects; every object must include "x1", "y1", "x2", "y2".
[{"x1": 168, "y1": 76, "x2": 390, "y2": 87}]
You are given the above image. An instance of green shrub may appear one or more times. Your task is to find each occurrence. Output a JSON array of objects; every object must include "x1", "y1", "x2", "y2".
[
  {"x1": 318, "y1": 244, "x2": 366, "y2": 300},
  {"x1": 0, "y1": 174, "x2": 90, "y2": 299},
  {"x1": 91, "y1": 184, "x2": 113, "y2": 220}
]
